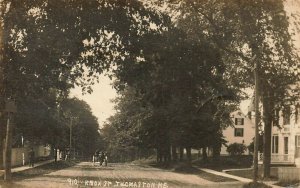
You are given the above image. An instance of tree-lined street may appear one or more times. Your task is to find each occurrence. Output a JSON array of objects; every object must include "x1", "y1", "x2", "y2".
[{"x1": 0, "y1": 0, "x2": 299, "y2": 187}]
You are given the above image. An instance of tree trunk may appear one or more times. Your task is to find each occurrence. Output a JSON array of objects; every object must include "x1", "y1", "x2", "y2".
[
  {"x1": 161, "y1": 144, "x2": 170, "y2": 165},
  {"x1": 163, "y1": 153, "x2": 167, "y2": 163},
  {"x1": 138, "y1": 148, "x2": 141, "y2": 160},
  {"x1": 0, "y1": 122, "x2": 4, "y2": 169},
  {"x1": 4, "y1": 113, "x2": 12, "y2": 181},
  {"x1": 156, "y1": 148, "x2": 162, "y2": 163},
  {"x1": 171, "y1": 145, "x2": 177, "y2": 162},
  {"x1": 179, "y1": 147, "x2": 184, "y2": 161},
  {"x1": 167, "y1": 145, "x2": 171, "y2": 163},
  {"x1": 263, "y1": 94, "x2": 272, "y2": 178},
  {"x1": 54, "y1": 148, "x2": 57, "y2": 162},
  {"x1": 186, "y1": 147, "x2": 192, "y2": 163},
  {"x1": 212, "y1": 146, "x2": 220, "y2": 162},
  {"x1": 202, "y1": 147, "x2": 208, "y2": 161},
  {"x1": 212, "y1": 136, "x2": 221, "y2": 162}
]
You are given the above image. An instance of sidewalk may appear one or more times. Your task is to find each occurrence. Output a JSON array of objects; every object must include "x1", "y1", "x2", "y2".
[
  {"x1": 198, "y1": 168, "x2": 282, "y2": 188},
  {"x1": 0, "y1": 159, "x2": 54, "y2": 177}
]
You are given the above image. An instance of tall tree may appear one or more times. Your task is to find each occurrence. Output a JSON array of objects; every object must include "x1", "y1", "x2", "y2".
[
  {"x1": 0, "y1": 0, "x2": 165, "y2": 173},
  {"x1": 159, "y1": 0, "x2": 300, "y2": 177},
  {"x1": 108, "y1": 25, "x2": 237, "y2": 164}
]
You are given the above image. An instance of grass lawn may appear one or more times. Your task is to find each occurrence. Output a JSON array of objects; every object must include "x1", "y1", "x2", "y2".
[
  {"x1": 193, "y1": 155, "x2": 253, "y2": 171},
  {"x1": 227, "y1": 167, "x2": 278, "y2": 181},
  {"x1": 174, "y1": 163, "x2": 238, "y2": 182},
  {"x1": 149, "y1": 162, "x2": 238, "y2": 183},
  {"x1": 134, "y1": 155, "x2": 252, "y2": 182}
]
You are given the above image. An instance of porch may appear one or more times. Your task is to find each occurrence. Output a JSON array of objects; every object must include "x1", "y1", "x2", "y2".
[{"x1": 258, "y1": 152, "x2": 294, "y2": 165}]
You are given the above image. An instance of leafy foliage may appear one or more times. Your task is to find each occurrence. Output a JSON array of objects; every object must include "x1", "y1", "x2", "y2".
[
  {"x1": 0, "y1": 0, "x2": 166, "y2": 156},
  {"x1": 227, "y1": 143, "x2": 247, "y2": 156},
  {"x1": 59, "y1": 97, "x2": 101, "y2": 157},
  {"x1": 103, "y1": 26, "x2": 237, "y2": 162}
]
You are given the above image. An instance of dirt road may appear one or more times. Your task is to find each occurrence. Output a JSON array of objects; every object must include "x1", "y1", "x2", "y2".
[{"x1": 2, "y1": 162, "x2": 244, "y2": 188}]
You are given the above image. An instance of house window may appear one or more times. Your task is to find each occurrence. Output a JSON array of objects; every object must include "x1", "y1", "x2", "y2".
[
  {"x1": 235, "y1": 118, "x2": 244, "y2": 125},
  {"x1": 283, "y1": 106, "x2": 291, "y2": 125},
  {"x1": 284, "y1": 137, "x2": 288, "y2": 154},
  {"x1": 272, "y1": 135, "x2": 279, "y2": 154},
  {"x1": 234, "y1": 128, "x2": 244, "y2": 137}
]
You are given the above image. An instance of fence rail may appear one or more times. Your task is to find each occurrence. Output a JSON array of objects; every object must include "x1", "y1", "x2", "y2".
[
  {"x1": 258, "y1": 152, "x2": 294, "y2": 164},
  {"x1": 272, "y1": 154, "x2": 294, "y2": 163}
]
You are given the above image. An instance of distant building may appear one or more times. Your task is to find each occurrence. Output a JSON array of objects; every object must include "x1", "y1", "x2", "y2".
[
  {"x1": 220, "y1": 110, "x2": 255, "y2": 155},
  {"x1": 0, "y1": 144, "x2": 51, "y2": 169}
]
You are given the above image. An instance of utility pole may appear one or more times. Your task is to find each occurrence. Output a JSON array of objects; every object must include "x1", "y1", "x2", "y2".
[
  {"x1": 0, "y1": 2, "x2": 5, "y2": 171},
  {"x1": 4, "y1": 112, "x2": 12, "y2": 180},
  {"x1": 4, "y1": 99, "x2": 17, "y2": 181},
  {"x1": 253, "y1": 58, "x2": 260, "y2": 182},
  {"x1": 69, "y1": 118, "x2": 72, "y2": 160}
]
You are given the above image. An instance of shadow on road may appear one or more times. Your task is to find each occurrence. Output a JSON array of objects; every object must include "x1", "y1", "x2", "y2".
[
  {"x1": 72, "y1": 164, "x2": 114, "y2": 171},
  {"x1": 4, "y1": 160, "x2": 77, "y2": 181}
]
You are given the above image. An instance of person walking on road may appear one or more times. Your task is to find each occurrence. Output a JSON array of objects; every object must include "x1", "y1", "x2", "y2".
[
  {"x1": 28, "y1": 148, "x2": 35, "y2": 167},
  {"x1": 104, "y1": 152, "x2": 108, "y2": 166}
]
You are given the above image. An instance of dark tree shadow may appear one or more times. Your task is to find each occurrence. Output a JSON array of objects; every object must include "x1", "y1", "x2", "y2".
[{"x1": 3, "y1": 160, "x2": 78, "y2": 182}]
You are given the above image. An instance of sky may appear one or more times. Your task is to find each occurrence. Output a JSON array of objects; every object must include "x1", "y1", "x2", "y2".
[{"x1": 70, "y1": 75, "x2": 117, "y2": 128}]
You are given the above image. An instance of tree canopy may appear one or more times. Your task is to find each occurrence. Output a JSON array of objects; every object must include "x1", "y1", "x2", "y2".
[
  {"x1": 103, "y1": 0, "x2": 299, "y2": 170},
  {"x1": 0, "y1": 0, "x2": 167, "y2": 153}
]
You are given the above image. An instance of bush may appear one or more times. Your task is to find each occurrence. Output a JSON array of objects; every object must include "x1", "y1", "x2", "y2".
[{"x1": 227, "y1": 143, "x2": 246, "y2": 156}]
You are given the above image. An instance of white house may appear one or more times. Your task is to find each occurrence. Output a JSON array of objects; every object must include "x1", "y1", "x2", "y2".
[
  {"x1": 268, "y1": 99, "x2": 300, "y2": 165},
  {"x1": 220, "y1": 110, "x2": 255, "y2": 155},
  {"x1": 244, "y1": 83, "x2": 300, "y2": 165}
]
